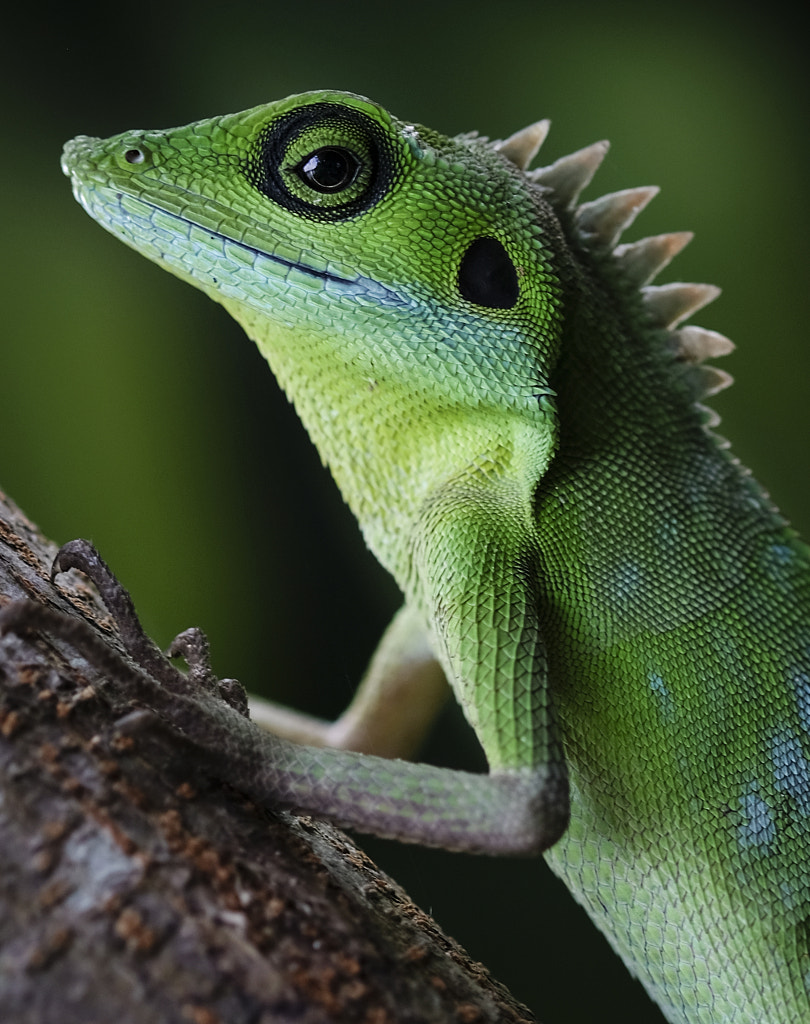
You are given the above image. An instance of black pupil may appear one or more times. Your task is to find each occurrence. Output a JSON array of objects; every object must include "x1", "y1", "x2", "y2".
[{"x1": 297, "y1": 147, "x2": 360, "y2": 193}]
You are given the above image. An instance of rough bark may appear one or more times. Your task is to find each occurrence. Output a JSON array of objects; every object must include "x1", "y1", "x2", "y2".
[{"x1": 0, "y1": 487, "x2": 536, "y2": 1024}]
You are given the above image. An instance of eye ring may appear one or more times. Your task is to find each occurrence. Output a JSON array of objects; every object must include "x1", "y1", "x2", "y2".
[
  {"x1": 295, "y1": 147, "x2": 362, "y2": 193},
  {"x1": 246, "y1": 102, "x2": 395, "y2": 222}
]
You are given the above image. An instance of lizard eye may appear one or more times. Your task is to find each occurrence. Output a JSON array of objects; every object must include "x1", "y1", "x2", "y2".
[
  {"x1": 295, "y1": 147, "x2": 361, "y2": 193},
  {"x1": 247, "y1": 102, "x2": 394, "y2": 221}
]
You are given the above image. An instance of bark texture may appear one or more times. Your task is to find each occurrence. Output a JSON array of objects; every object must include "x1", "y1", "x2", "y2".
[{"x1": 0, "y1": 488, "x2": 536, "y2": 1024}]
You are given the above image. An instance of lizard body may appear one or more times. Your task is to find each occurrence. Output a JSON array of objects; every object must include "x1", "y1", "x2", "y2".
[{"x1": 61, "y1": 91, "x2": 810, "y2": 1022}]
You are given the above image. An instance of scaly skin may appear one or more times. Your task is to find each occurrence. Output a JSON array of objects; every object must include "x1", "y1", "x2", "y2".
[{"x1": 61, "y1": 91, "x2": 810, "y2": 1023}]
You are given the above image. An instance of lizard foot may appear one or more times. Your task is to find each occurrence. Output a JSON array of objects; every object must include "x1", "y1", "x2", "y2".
[{"x1": 49, "y1": 539, "x2": 248, "y2": 714}]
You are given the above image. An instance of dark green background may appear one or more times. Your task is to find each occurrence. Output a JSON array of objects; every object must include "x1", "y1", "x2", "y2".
[{"x1": 2, "y1": 3, "x2": 807, "y2": 1020}]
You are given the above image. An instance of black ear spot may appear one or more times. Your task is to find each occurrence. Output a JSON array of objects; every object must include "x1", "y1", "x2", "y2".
[{"x1": 458, "y1": 237, "x2": 519, "y2": 309}]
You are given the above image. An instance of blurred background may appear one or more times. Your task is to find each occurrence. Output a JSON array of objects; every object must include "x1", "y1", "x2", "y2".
[{"x1": 2, "y1": 2, "x2": 806, "y2": 1019}]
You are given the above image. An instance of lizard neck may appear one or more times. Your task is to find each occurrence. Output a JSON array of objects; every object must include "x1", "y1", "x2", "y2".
[{"x1": 230, "y1": 303, "x2": 556, "y2": 600}]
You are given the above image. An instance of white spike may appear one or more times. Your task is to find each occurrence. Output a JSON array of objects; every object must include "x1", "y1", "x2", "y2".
[
  {"x1": 696, "y1": 403, "x2": 723, "y2": 429},
  {"x1": 642, "y1": 282, "x2": 721, "y2": 329},
  {"x1": 613, "y1": 232, "x2": 694, "y2": 286},
  {"x1": 574, "y1": 186, "x2": 659, "y2": 248},
  {"x1": 696, "y1": 365, "x2": 734, "y2": 396},
  {"x1": 528, "y1": 140, "x2": 610, "y2": 208},
  {"x1": 494, "y1": 119, "x2": 550, "y2": 170},
  {"x1": 673, "y1": 325, "x2": 735, "y2": 363}
]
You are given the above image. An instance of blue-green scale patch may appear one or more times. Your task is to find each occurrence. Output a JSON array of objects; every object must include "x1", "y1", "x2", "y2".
[
  {"x1": 737, "y1": 781, "x2": 776, "y2": 851},
  {"x1": 771, "y1": 730, "x2": 810, "y2": 817},
  {"x1": 648, "y1": 671, "x2": 675, "y2": 723},
  {"x1": 793, "y1": 669, "x2": 810, "y2": 737},
  {"x1": 609, "y1": 561, "x2": 642, "y2": 605}
]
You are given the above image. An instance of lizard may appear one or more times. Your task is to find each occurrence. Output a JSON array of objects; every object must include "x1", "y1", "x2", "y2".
[{"x1": 47, "y1": 89, "x2": 810, "y2": 1022}]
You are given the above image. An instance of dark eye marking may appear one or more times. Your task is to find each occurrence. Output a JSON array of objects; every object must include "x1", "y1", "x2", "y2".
[
  {"x1": 458, "y1": 237, "x2": 519, "y2": 309},
  {"x1": 295, "y1": 147, "x2": 361, "y2": 193},
  {"x1": 246, "y1": 102, "x2": 395, "y2": 222}
]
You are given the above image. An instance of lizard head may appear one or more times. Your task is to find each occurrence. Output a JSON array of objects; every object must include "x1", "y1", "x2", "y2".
[{"x1": 61, "y1": 90, "x2": 565, "y2": 416}]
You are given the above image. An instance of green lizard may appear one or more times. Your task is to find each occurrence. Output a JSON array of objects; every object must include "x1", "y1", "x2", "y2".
[{"x1": 57, "y1": 90, "x2": 810, "y2": 1022}]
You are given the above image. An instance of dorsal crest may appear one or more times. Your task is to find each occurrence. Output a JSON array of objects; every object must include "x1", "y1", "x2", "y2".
[{"x1": 489, "y1": 117, "x2": 735, "y2": 413}]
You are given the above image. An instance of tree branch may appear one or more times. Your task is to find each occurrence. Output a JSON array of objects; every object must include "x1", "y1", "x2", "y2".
[{"x1": 0, "y1": 486, "x2": 537, "y2": 1024}]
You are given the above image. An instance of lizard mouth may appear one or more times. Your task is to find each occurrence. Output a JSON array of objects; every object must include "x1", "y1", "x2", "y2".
[{"x1": 61, "y1": 136, "x2": 404, "y2": 308}]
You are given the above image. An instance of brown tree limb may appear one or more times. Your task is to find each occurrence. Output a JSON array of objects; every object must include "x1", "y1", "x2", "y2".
[{"x1": 0, "y1": 486, "x2": 537, "y2": 1024}]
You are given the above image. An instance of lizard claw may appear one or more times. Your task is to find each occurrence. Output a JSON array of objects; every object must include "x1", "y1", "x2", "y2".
[
  {"x1": 51, "y1": 540, "x2": 242, "y2": 706},
  {"x1": 168, "y1": 626, "x2": 249, "y2": 715},
  {"x1": 52, "y1": 539, "x2": 173, "y2": 682}
]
